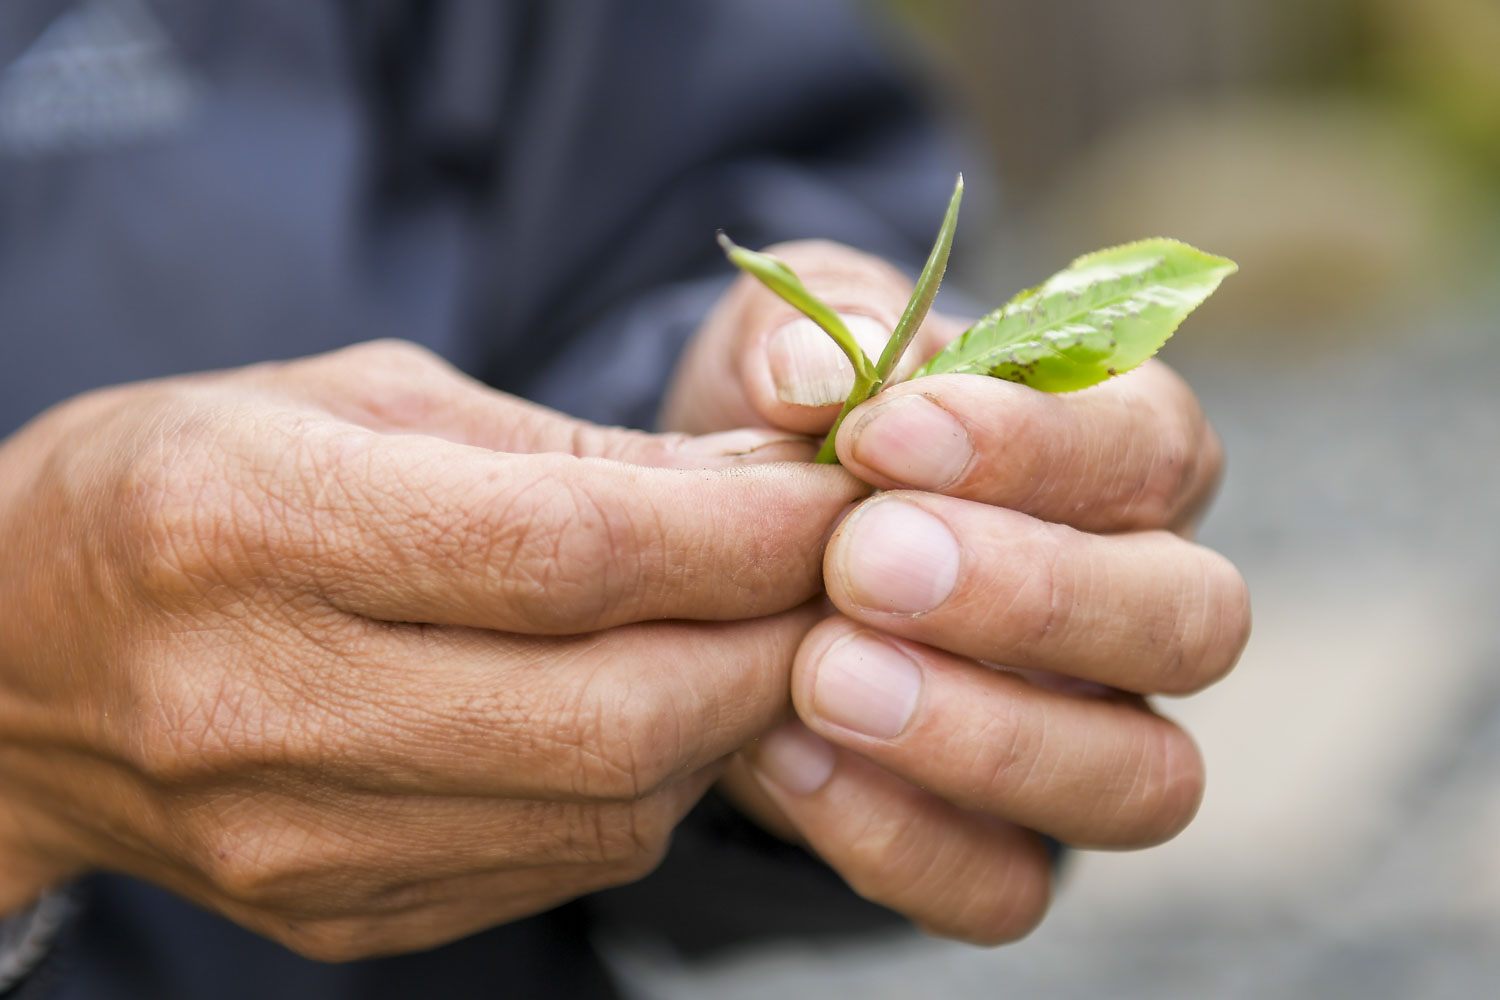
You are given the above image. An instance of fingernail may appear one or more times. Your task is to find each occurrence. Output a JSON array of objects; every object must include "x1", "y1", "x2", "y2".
[
  {"x1": 832, "y1": 498, "x2": 960, "y2": 614},
  {"x1": 768, "y1": 314, "x2": 889, "y2": 407},
  {"x1": 753, "y1": 720, "x2": 836, "y2": 795},
  {"x1": 811, "y1": 632, "x2": 922, "y2": 739},
  {"x1": 677, "y1": 428, "x2": 808, "y2": 459},
  {"x1": 848, "y1": 394, "x2": 972, "y2": 489}
]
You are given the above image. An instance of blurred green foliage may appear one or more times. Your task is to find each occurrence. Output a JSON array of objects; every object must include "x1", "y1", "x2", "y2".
[
  {"x1": 1360, "y1": 0, "x2": 1500, "y2": 174},
  {"x1": 875, "y1": 0, "x2": 1498, "y2": 335}
]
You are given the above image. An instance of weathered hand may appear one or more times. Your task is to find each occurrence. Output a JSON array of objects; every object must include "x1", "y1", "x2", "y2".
[
  {"x1": 664, "y1": 240, "x2": 1251, "y2": 943},
  {"x1": 0, "y1": 341, "x2": 865, "y2": 960}
]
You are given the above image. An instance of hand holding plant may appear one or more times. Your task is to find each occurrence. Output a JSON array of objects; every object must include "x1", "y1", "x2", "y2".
[
  {"x1": 716, "y1": 175, "x2": 1237, "y2": 464},
  {"x1": 661, "y1": 179, "x2": 1251, "y2": 944}
]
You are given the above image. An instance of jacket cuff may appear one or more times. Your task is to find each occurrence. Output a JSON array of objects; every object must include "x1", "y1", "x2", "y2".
[{"x1": 0, "y1": 890, "x2": 71, "y2": 995}]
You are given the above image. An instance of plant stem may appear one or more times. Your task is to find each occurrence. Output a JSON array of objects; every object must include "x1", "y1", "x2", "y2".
[
  {"x1": 717, "y1": 169, "x2": 961, "y2": 465},
  {"x1": 811, "y1": 173, "x2": 963, "y2": 463},
  {"x1": 813, "y1": 372, "x2": 881, "y2": 464}
]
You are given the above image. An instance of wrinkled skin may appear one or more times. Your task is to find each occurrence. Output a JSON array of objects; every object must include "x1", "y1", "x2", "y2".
[
  {"x1": 0, "y1": 340, "x2": 865, "y2": 960},
  {"x1": 664, "y1": 240, "x2": 1251, "y2": 944}
]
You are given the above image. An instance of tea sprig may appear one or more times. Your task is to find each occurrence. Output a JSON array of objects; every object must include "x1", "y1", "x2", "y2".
[{"x1": 719, "y1": 175, "x2": 1236, "y2": 464}]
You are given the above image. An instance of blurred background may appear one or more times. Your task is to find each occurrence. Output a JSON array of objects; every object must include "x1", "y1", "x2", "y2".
[{"x1": 612, "y1": 0, "x2": 1500, "y2": 996}]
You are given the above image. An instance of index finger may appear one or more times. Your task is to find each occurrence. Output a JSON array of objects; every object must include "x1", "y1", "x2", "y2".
[
  {"x1": 833, "y1": 361, "x2": 1222, "y2": 534},
  {"x1": 189, "y1": 417, "x2": 867, "y2": 634}
]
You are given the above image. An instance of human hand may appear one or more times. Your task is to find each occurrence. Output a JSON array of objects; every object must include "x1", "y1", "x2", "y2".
[
  {"x1": 0, "y1": 341, "x2": 865, "y2": 960},
  {"x1": 663, "y1": 240, "x2": 1251, "y2": 943}
]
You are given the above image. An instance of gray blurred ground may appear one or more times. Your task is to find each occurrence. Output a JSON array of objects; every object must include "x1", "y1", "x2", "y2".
[{"x1": 606, "y1": 258, "x2": 1500, "y2": 1000}]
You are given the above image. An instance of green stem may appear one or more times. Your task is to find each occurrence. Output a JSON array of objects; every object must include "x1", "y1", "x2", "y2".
[
  {"x1": 813, "y1": 372, "x2": 881, "y2": 464},
  {"x1": 812, "y1": 173, "x2": 962, "y2": 463},
  {"x1": 717, "y1": 172, "x2": 961, "y2": 466}
]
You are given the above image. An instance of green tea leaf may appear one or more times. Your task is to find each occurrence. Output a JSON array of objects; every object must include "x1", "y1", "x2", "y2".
[{"x1": 914, "y1": 239, "x2": 1237, "y2": 391}]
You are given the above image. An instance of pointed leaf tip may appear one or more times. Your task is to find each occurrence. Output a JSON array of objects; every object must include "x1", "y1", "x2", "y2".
[
  {"x1": 874, "y1": 172, "x2": 966, "y2": 382},
  {"x1": 916, "y1": 237, "x2": 1236, "y2": 391}
]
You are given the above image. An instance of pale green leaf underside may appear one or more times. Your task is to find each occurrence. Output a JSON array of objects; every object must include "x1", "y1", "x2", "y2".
[{"x1": 915, "y1": 239, "x2": 1238, "y2": 391}]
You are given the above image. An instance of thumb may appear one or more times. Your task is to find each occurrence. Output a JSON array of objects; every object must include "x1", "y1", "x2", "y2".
[
  {"x1": 270, "y1": 339, "x2": 816, "y2": 468},
  {"x1": 661, "y1": 240, "x2": 961, "y2": 436}
]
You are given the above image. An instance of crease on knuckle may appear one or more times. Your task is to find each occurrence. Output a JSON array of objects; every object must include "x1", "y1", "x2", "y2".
[
  {"x1": 1161, "y1": 548, "x2": 1249, "y2": 695},
  {"x1": 576, "y1": 800, "x2": 676, "y2": 872},
  {"x1": 975, "y1": 520, "x2": 1071, "y2": 658},
  {"x1": 125, "y1": 622, "x2": 356, "y2": 787},
  {"x1": 134, "y1": 410, "x2": 375, "y2": 608},
  {"x1": 283, "y1": 425, "x2": 408, "y2": 588},
  {"x1": 480, "y1": 469, "x2": 641, "y2": 631},
  {"x1": 967, "y1": 695, "x2": 1042, "y2": 808},
  {"x1": 551, "y1": 674, "x2": 684, "y2": 802},
  {"x1": 117, "y1": 418, "x2": 258, "y2": 603},
  {"x1": 566, "y1": 419, "x2": 666, "y2": 464},
  {"x1": 197, "y1": 808, "x2": 398, "y2": 924},
  {"x1": 128, "y1": 661, "x2": 265, "y2": 786},
  {"x1": 196, "y1": 816, "x2": 320, "y2": 909}
]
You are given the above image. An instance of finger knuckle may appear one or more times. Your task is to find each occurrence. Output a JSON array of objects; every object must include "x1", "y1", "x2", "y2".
[
  {"x1": 595, "y1": 843, "x2": 672, "y2": 892},
  {"x1": 196, "y1": 822, "x2": 313, "y2": 909},
  {"x1": 579, "y1": 801, "x2": 677, "y2": 870},
  {"x1": 1163, "y1": 549, "x2": 1252, "y2": 695},
  {"x1": 567, "y1": 703, "x2": 685, "y2": 802},
  {"x1": 314, "y1": 341, "x2": 470, "y2": 429},
  {"x1": 116, "y1": 407, "x2": 343, "y2": 604},
  {"x1": 977, "y1": 519, "x2": 1073, "y2": 654},
  {"x1": 966, "y1": 699, "x2": 1042, "y2": 805},
  {"x1": 478, "y1": 468, "x2": 644, "y2": 632},
  {"x1": 335, "y1": 338, "x2": 448, "y2": 375},
  {"x1": 115, "y1": 416, "x2": 256, "y2": 602},
  {"x1": 128, "y1": 664, "x2": 262, "y2": 785},
  {"x1": 613, "y1": 691, "x2": 695, "y2": 799},
  {"x1": 124, "y1": 629, "x2": 346, "y2": 786},
  {"x1": 275, "y1": 920, "x2": 379, "y2": 963},
  {"x1": 535, "y1": 668, "x2": 688, "y2": 802},
  {"x1": 878, "y1": 831, "x2": 1051, "y2": 948},
  {"x1": 841, "y1": 812, "x2": 927, "y2": 885},
  {"x1": 1116, "y1": 724, "x2": 1205, "y2": 846}
]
